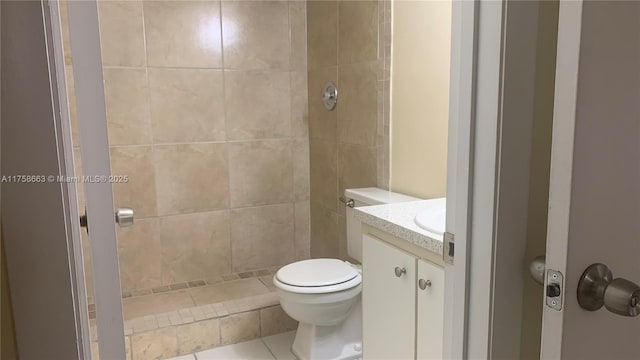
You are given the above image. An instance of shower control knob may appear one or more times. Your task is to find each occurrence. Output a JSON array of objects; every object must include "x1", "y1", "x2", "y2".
[{"x1": 394, "y1": 267, "x2": 406, "y2": 277}]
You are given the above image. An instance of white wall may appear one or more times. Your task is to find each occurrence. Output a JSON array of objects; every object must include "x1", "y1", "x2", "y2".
[
  {"x1": 390, "y1": 0, "x2": 451, "y2": 199},
  {"x1": 1, "y1": 1, "x2": 80, "y2": 358}
]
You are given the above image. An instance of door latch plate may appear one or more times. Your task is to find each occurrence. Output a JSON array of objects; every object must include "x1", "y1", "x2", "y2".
[{"x1": 546, "y1": 269, "x2": 564, "y2": 311}]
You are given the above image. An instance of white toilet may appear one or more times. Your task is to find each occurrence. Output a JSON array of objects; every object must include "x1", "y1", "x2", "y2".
[{"x1": 274, "y1": 188, "x2": 420, "y2": 360}]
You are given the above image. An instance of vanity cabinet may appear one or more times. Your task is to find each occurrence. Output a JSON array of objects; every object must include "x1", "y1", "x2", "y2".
[{"x1": 362, "y1": 234, "x2": 444, "y2": 359}]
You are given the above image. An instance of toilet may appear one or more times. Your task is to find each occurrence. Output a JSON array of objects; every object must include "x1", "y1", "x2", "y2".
[{"x1": 274, "y1": 188, "x2": 420, "y2": 360}]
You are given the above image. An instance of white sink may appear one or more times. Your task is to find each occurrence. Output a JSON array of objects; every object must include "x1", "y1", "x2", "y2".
[{"x1": 414, "y1": 198, "x2": 446, "y2": 236}]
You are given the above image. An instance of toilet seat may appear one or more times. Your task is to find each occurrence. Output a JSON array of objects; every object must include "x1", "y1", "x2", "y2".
[{"x1": 275, "y1": 258, "x2": 362, "y2": 294}]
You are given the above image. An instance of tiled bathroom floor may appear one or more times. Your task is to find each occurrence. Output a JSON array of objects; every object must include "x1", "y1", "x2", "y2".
[{"x1": 166, "y1": 331, "x2": 296, "y2": 360}]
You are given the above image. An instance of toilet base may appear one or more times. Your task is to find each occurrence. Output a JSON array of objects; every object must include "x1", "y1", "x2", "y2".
[{"x1": 290, "y1": 300, "x2": 362, "y2": 360}]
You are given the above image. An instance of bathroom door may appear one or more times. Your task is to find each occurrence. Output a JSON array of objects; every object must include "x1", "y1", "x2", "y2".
[
  {"x1": 540, "y1": 1, "x2": 640, "y2": 358},
  {"x1": 65, "y1": 1, "x2": 127, "y2": 359}
]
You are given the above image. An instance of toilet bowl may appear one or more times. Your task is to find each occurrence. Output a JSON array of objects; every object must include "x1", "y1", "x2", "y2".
[
  {"x1": 274, "y1": 188, "x2": 421, "y2": 360},
  {"x1": 274, "y1": 258, "x2": 363, "y2": 360}
]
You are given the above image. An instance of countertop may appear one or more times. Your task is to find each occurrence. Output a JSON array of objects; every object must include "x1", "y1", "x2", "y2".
[{"x1": 354, "y1": 199, "x2": 444, "y2": 256}]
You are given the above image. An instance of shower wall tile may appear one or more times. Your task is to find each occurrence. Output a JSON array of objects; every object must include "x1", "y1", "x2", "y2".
[
  {"x1": 159, "y1": 211, "x2": 231, "y2": 284},
  {"x1": 310, "y1": 139, "x2": 337, "y2": 211},
  {"x1": 338, "y1": 0, "x2": 379, "y2": 65},
  {"x1": 97, "y1": 1, "x2": 146, "y2": 67},
  {"x1": 224, "y1": 70, "x2": 291, "y2": 140},
  {"x1": 307, "y1": 0, "x2": 337, "y2": 70},
  {"x1": 337, "y1": 143, "x2": 377, "y2": 215},
  {"x1": 103, "y1": 68, "x2": 152, "y2": 146},
  {"x1": 290, "y1": 1, "x2": 308, "y2": 71},
  {"x1": 148, "y1": 68, "x2": 226, "y2": 143},
  {"x1": 290, "y1": 70, "x2": 309, "y2": 138},
  {"x1": 154, "y1": 143, "x2": 229, "y2": 215},
  {"x1": 310, "y1": 203, "x2": 339, "y2": 258},
  {"x1": 307, "y1": 0, "x2": 384, "y2": 259},
  {"x1": 111, "y1": 146, "x2": 158, "y2": 218},
  {"x1": 62, "y1": 0, "x2": 310, "y2": 294},
  {"x1": 143, "y1": 1, "x2": 222, "y2": 68},
  {"x1": 228, "y1": 140, "x2": 293, "y2": 208},
  {"x1": 308, "y1": 66, "x2": 338, "y2": 141},
  {"x1": 337, "y1": 61, "x2": 378, "y2": 147},
  {"x1": 293, "y1": 137, "x2": 310, "y2": 202},
  {"x1": 118, "y1": 218, "x2": 162, "y2": 291},
  {"x1": 294, "y1": 201, "x2": 311, "y2": 260},
  {"x1": 221, "y1": 1, "x2": 290, "y2": 70},
  {"x1": 230, "y1": 204, "x2": 295, "y2": 272}
]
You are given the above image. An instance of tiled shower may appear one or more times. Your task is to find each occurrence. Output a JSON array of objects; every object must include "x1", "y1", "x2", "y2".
[{"x1": 60, "y1": 0, "x2": 388, "y2": 358}]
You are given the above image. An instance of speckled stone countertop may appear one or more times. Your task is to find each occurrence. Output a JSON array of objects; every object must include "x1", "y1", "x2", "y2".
[{"x1": 354, "y1": 199, "x2": 444, "y2": 256}]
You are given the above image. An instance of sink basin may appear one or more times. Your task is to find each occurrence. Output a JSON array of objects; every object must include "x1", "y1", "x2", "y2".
[{"x1": 414, "y1": 198, "x2": 446, "y2": 235}]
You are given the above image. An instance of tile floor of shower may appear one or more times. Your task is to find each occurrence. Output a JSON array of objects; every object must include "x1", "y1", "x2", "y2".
[{"x1": 88, "y1": 267, "x2": 298, "y2": 360}]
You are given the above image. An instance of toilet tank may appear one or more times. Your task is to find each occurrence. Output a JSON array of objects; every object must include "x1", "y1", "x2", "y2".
[{"x1": 344, "y1": 188, "x2": 420, "y2": 262}]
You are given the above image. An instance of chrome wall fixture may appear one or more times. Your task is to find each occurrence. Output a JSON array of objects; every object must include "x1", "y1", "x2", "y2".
[{"x1": 322, "y1": 81, "x2": 338, "y2": 111}]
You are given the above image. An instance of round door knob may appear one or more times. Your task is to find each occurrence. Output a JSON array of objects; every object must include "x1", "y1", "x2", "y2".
[
  {"x1": 577, "y1": 263, "x2": 640, "y2": 317},
  {"x1": 394, "y1": 267, "x2": 406, "y2": 277},
  {"x1": 418, "y1": 279, "x2": 432, "y2": 290}
]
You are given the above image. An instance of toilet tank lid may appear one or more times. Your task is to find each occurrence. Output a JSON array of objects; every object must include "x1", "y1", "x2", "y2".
[{"x1": 345, "y1": 187, "x2": 421, "y2": 205}]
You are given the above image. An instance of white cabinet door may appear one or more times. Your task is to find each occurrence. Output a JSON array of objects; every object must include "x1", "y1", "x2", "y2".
[
  {"x1": 362, "y1": 234, "x2": 417, "y2": 360},
  {"x1": 416, "y1": 259, "x2": 444, "y2": 359}
]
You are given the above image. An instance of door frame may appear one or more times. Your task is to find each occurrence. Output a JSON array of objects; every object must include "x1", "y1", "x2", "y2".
[
  {"x1": 445, "y1": 0, "x2": 543, "y2": 358},
  {"x1": 539, "y1": 0, "x2": 581, "y2": 357},
  {"x1": 45, "y1": 0, "x2": 546, "y2": 358},
  {"x1": 52, "y1": 0, "x2": 127, "y2": 359}
]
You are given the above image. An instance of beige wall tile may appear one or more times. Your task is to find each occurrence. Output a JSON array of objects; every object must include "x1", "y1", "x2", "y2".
[
  {"x1": 260, "y1": 305, "x2": 298, "y2": 337},
  {"x1": 160, "y1": 211, "x2": 231, "y2": 284},
  {"x1": 123, "y1": 290, "x2": 194, "y2": 320},
  {"x1": 154, "y1": 144, "x2": 229, "y2": 215},
  {"x1": 65, "y1": 65, "x2": 79, "y2": 147},
  {"x1": 81, "y1": 231, "x2": 94, "y2": 298},
  {"x1": 144, "y1": 1, "x2": 222, "y2": 68},
  {"x1": 338, "y1": 1, "x2": 378, "y2": 64},
  {"x1": 230, "y1": 204, "x2": 295, "y2": 272},
  {"x1": 221, "y1": 1, "x2": 290, "y2": 70},
  {"x1": 310, "y1": 139, "x2": 337, "y2": 211},
  {"x1": 338, "y1": 143, "x2": 377, "y2": 215},
  {"x1": 310, "y1": 203, "x2": 339, "y2": 258},
  {"x1": 220, "y1": 311, "x2": 260, "y2": 345},
  {"x1": 294, "y1": 200, "x2": 311, "y2": 260},
  {"x1": 97, "y1": 1, "x2": 146, "y2": 67},
  {"x1": 290, "y1": 71, "x2": 309, "y2": 138},
  {"x1": 59, "y1": 1, "x2": 72, "y2": 66},
  {"x1": 189, "y1": 278, "x2": 270, "y2": 306},
  {"x1": 307, "y1": 0, "x2": 337, "y2": 69},
  {"x1": 228, "y1": 140, "x2": 293, "y2": 208},
  {"x1": 176, "y1": 319, "x2": 220, "y2": 355},
  {"x1": 290, "y1": 0, "x2": 307, "y2": 71},
  {"x1": 337, "y1": 61, "x2": 378, "y2": 146},
  {"x1": 130, "y1": 327, "x2": 177, "y2": 360},
  {"x1": 103, "y1": 68, "x2": 152, "y2": 146},
  {"x1": 224, "y1": 70, "x2": 291, "y2": 140},
  {"x1": 308, "y1": 67, "x2": 337, "y2": 141},
  {"x1": 117, "y1": 218, "x2": 161, "y2": 291},
  {"x1": 148, "y1": 69, "x2": 226, "y2": 143},
  {"x1": 110, "y1": 146, "x2": 158, "y2": 218},
  {"x1": 293, "y1": 138, "x2": 310, "y2": 202}
]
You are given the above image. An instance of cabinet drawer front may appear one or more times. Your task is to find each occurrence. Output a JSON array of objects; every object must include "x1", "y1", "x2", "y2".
[
  {"x1": 416, "y1": 259, "x2": 445, "y2": 359},
  {"x1": 363, "y1": 234, "x2": 417, "y2": 360}
]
